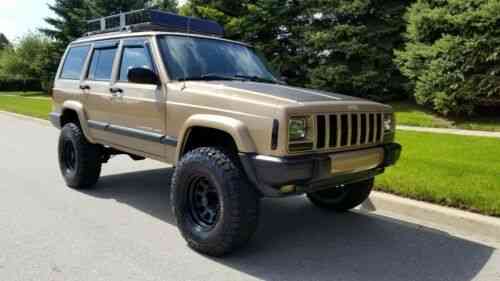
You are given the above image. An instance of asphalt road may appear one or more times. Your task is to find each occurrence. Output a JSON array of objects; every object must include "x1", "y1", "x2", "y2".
[{"x1": 1, "y1": 113, "x2": 499, "y2": 281}]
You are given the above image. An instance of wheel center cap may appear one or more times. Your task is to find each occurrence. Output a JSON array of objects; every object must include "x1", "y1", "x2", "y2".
[{"x1": 201, "y1": 197, "x2": 209, "y2": 206}]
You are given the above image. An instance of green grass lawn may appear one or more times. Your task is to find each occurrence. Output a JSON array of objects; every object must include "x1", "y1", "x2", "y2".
[
  {"x1": 376, "y1": 130, "x2": 500, "y2": 217},
  {"x1": 391, "y1": 101, "x2": 500, "y2": 132},
  {"x1": 0, "y1": 92, "x2": 52, "y2": 119}
]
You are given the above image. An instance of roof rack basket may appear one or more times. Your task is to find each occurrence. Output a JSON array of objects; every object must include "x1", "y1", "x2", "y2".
[{"x1": 86, "y1": 9, "x2": 225, "y2": 37}]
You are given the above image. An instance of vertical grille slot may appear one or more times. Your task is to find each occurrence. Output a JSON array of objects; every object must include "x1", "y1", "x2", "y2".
[
  {"x1": 340, "y1": 114, "x2": 349, "y2": 146},
  {"x1": 368, "y1": 113, "x2": 375, "y2": 143},
  {"x1": 351, "y1": 114, "x2": 358, "y2": 146},
  {"x1": 329, "y1": 115, "x2": 338, "y2": 147},
  {"x1": 376, "y1": 113, "x2": 383, "y2": 142},
  {"x1": 360, "y1": 113, "x2": 367, "y2": 144},
  {"x1": 316, "y1": 115, "x2": 326, "y2": 149}
]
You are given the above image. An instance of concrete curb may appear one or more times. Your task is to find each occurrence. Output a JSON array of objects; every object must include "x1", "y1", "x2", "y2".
[
  {"x1": 369, "y1": 191, "x2": 500, "y2": 246},
  {"x1": 397, "y1": 125, "x2": 500, "y2": 138},
  {"x1": 0, "y1": 111, "x2": 50, "y2": 126}
]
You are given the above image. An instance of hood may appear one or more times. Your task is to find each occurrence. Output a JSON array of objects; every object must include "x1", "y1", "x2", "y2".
[{"x1": 188, "y1": 81, "x2": 363, "y2": 105}]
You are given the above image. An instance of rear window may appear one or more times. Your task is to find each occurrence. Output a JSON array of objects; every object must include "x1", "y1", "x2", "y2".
[
  {"x1": 87, "y1": 47, "x2": 118, "y2": 81},
  {"x1": 60, "y1": 46, "x2": 90, "y2": 80}
]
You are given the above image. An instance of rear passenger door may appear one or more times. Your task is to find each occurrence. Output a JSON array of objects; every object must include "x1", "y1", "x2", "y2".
[
  {"x1": 107, "y1": 37, "x2": 166, "y2": 157},
  {"x1": 82, "y1": 40, "x2": 120, "y2": 144}
]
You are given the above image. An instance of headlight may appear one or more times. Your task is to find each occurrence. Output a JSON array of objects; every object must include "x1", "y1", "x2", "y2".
[
  {"x1": 289, "y1": 117, "x2": 308, "y2": 141},
  {"x1": 384, "y1": 113, "x2": 394, "y2": 132}
]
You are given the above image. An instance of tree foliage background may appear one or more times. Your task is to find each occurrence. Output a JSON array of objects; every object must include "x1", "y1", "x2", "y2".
[
  {"x1": 0, "y1": 33, "x2": 58, "y2": 89},
  {"x1": 396, "y1": 0, "x2": 500, "y2": 115},
  {"x1": 182, "y1": 0, "x2": 411, "y2": 100},
  {"x1": 2, "y1": 0, "x2": 499, "y2": 115}
]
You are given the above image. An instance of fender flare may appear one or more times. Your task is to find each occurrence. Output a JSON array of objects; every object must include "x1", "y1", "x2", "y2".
[
  {"x1": 61, "y1": 101, "x2": 96, "y2": 143},
  {"x1": 176, "y1": 114, "x2": 257, "y2": 161}
]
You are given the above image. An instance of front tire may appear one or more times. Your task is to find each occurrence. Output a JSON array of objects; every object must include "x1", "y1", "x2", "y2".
[
  {"x1": 307, "y1": 179, "x2": 374, "y2": 212},
  {"x1": 171, "y1": 147, "x2": 260, "y2": 257},
  {"x1": 58, "y1": 123, "x2": 102, "y2": 189}
]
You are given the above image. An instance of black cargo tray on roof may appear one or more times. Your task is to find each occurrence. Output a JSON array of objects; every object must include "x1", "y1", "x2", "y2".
[{"x1": 86, "y1": 9, "x2": 225, "y2": 37}]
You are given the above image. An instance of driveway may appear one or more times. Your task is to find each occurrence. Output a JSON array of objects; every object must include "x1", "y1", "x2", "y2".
[{"x1": 0, "y1": 113, "x2": 499, "y2": 281}]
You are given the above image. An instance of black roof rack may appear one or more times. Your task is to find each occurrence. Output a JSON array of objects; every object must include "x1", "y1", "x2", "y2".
[{"x1": 86, "y1": 9, "x2": 225, "y2": 37}]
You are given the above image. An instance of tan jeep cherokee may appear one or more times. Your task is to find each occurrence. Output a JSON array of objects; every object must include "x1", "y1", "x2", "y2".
[{"x1": 49, "y1": 9, "x2": 401, "y2": 256}]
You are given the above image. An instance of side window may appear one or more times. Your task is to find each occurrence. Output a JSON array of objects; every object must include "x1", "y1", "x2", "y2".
[
  {"x1": 87, "y1": 47, "x2": 118, "y2": 81},
  {"x1": 119, "y1": 46, "x2": 154, "y2": 82},
  {"x1": 60, "y1": 46, "x2": 90, "y2": 80}
]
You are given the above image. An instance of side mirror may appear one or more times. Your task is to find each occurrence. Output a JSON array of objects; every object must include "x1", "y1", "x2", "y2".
[
  {"x1": 128, "y1": 67, "x2": 160, "y2": 85},
  {"x1": 279, "y1": 76, "x2": 289, "y2": 84}
]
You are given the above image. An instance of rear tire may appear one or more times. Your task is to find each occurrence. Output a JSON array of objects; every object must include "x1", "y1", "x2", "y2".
[
  {"x1": 171, "y1": 147, "x2": 260, "y2": 257},
  {"x1": 307, "y1": 179, "x2": 374, "y2": 212},
  {"x1": 58, "y1": 123, "x2": 102, "y2": 189}
]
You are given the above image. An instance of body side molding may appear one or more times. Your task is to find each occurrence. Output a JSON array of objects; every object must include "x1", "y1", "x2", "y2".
[{"x1": 88, "y1": 120, "x2": 178, "y2": 146}]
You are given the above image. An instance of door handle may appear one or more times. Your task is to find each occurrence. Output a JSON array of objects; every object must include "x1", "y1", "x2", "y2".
[
  {"x1": 79, "y1": 84, "x2": 90, "y2": 90},
  {"x1": 109, "y1": 87, "x2": 124, "y2": 100},
  {"x1": 110, "y1": 87, "x2": 123, "y2": 94}
]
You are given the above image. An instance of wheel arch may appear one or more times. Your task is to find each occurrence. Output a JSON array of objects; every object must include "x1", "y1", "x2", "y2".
[
  {"x1": 176, "y1": 114, "x2": 257, "y2": 161},
  {"x1": 60, "y1": 101, "x2": 95, "y2": 143}
]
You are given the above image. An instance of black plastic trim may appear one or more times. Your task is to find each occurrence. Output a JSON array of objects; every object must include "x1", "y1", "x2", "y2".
[
  {"x1": 49, "y1": 112, "x2": 62, "y2": 129},
  {"x1": 160, "y1": 136, "x2": 178, "y2": 146},
  {"x1": 88, "y1": 120, "x2": 108, "y2": 130},
  {"x1": 88, "y1": 120, "x2": 178, "y2": 147},
  {"x1": 94, "y1": 41, "x2": 120, "y2": 49},
  {"x1": 271, "y1": 119, "x2": 279, "y2": 150},
  {"x1": 240, "y1": 143, "x2": 401, "y2": 197}
]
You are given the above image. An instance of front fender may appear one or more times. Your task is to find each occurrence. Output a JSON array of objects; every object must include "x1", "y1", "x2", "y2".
[
  {"x1": 62, "y1": 100, "x2": 96, "y2": 143},
  {"x1": 176, "y1": 114, "x2": 257, "y2": 161}
]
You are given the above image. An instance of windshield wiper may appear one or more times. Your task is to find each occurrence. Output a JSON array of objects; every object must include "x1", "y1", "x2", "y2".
[
  {"x1": 234, "y1": 75, "x2": 278, "y2": 84},
  {"x1": 178, "y1": 73, "x2": 244, "y2": 82}
]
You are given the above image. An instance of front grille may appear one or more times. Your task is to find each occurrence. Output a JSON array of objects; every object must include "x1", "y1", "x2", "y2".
[{"x1": 316, "y1": 112, "x2": 384, "y2": 150}]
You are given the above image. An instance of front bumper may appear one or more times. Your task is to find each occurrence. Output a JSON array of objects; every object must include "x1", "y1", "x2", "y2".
[
  {"x1": 49, "y1": 112, "x2": 62, "y2": 129},
  {"x1": 240, "y1": 143, "x2": 402, "y2": 197}
]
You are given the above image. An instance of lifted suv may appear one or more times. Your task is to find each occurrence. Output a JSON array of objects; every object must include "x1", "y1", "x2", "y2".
[{"x1": 49, "y1": 10, "x2": 401, "y2": 257}]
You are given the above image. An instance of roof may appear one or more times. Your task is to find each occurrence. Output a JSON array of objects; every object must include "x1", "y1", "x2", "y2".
[{"x1": 72, "y1": 30, "x2": 251, "y2": 47}]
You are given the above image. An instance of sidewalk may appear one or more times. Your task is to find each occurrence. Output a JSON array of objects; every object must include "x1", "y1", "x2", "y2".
[{"x1": 397, "y1": 125, "x2": 500, "y2": 138}]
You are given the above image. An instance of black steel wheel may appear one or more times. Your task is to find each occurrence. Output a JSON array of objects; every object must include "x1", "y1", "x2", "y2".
[
  {"x1": 171, "y1": 147, "x2": 260, "y2": 257},
  {"x1": 61, "y1": 139, "x2": 77, "y2": 173},
  {"x1": 187, "y1": 175, "x2": 221, "y2": 230},
  {"x1": 307, "y1": 179, "x2": 374, "y2": 212},
  {"x1": 58, "y1": 123, "x2": 102, "y2": 189}
]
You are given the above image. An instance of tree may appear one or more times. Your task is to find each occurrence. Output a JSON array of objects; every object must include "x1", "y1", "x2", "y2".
[
  {"x1": 0, "y1": 33, "x2": 58, "y2": 88},
  {"x1": 41, "y1": 0, "x2": 90, "y2": 53},
  {"x1": 0, "y1": 33, "x2": 10, "y2": 50},
  {"x1": 182, "y1": 0, "x2": 311, "y2": 86},
  {"x1": 151, "y1": 0, "x2": 178, "y2": 12},
  {"x1": 396, "y1": 0, "x2": 500, "y2": 115},
  {"x1": 89, "y1": 0, "x2": 177, "y2": 16},
  {"x1": 42, "y1": 0, "x2": 178, "y2": 53},
  {"x1": 304, "y1": 0, "x2": 412, "y2": 100},
  {"x1": 182, "y1": 1, "x2": 411, "y2": 100}
]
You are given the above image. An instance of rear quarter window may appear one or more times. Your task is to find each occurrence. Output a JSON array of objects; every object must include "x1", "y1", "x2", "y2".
[{"x1": 60, "y1": 46, "x2": 90, "y2": 80}]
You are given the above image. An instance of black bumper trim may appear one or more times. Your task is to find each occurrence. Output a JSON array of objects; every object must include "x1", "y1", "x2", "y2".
[
  {"x1": 49, "y1": 112, "x2": 62, "y2": 129},
  {"x1": 240, "y1": 143, "x2": 402, "y2": 197}
]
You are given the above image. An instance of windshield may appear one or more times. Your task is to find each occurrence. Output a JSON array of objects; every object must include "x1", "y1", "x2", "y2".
[{"x1": 158, "y1": 35, "x2": 277, "y2": 83}]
